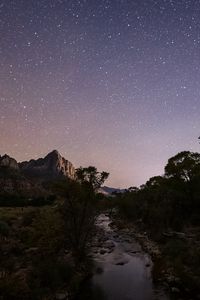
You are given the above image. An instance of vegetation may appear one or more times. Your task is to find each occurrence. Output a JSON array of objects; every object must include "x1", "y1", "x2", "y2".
[
  {"x1": 115, "y1": 151, "x2": 200, "y2": 231},
  {"x1": 49, "y1": 179, "x2": 99, "y2": 263},
  {"x1": 76, "y1": 166, "x2": 109, "y2": 190},
  {"x1": 0, "y1": 194, "x2": 56, "y2": 207},
  {"x1": 113, "y1": 151, "x2": 200, "y2": 298},
  {"x1": 1, "y1": 150, "x2": 200, "y2": 299},
  {"x1": 0, "y1": 166, "x2": 109, "y2": 299}
]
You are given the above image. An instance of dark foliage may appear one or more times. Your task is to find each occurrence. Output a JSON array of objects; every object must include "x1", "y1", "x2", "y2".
[
  {"x1": 0, "y1": 194, "x2": 56, "y2": 207},
  {"x1": 116, "y1": 151, "x2": 200, "y2": 235}
]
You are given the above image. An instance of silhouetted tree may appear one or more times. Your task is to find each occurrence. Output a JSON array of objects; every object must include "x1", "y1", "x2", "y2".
[
  {"x1": 61, "y1": 181, "x2": 97, "y2": 261},
  {"x1": 56, "y1": 166, "x2": 109, "y2": 262},
  {"x1": 76, "y1": 166, "x2": 109, "y2": 190},
  {"x1": 165, "y1": 151, "x2": 200, "y2": 182}
]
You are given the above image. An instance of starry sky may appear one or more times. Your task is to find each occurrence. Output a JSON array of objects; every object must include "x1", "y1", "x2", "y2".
[{"x1": 1, "y1": 0, "x2": 200, "y2": 188}]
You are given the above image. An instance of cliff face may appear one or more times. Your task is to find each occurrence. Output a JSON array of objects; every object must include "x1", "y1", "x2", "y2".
[
  {"x1": 0, "y1": 154, "x2": 35, "y2": 195},
  {"x1": 0, "y1": 154, "x2": 19, "y2": 170},
  {"x1": 0, "y1": 151, "x2": 76, "y2": 196},
  {"x1": 19, "y1": 150, "x2": 76, "y2": 181},
  {"x1": 0, "y1": 177, "x2": 33, "y2": 194}
]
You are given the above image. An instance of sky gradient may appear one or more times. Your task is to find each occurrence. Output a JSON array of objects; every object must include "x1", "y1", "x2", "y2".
[{"x1": 1, "y1": 0, "x2": 200, "y2": 188}]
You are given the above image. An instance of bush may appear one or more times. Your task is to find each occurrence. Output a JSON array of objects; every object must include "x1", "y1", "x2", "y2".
[{"x1": 0, "y1": 220, "x2": 10, "y2": 237}]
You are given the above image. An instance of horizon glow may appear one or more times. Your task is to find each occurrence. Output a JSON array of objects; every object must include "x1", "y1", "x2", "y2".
[{"x1": 1, "y1": 0, "x2": 200, "y2": 188}]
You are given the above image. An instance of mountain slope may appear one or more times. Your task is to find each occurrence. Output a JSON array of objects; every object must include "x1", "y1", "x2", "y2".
[
  {"x1": 19, "y1": 150, "x2": 76, "y2": 181},
  {"x1": 0, "y1": 150, "x2": 76, "y2": 197},
  {"x1": 0, "y1": 154, "x2": 37, "y2": 195},
  {"x1": 0, "y1": 154, "x2": 19, "y2": 170}
]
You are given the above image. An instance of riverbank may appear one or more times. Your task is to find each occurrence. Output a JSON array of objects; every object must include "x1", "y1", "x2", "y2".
[
  {"x1": 111, "y1": 214, "x2": 200, "y2": 300},
  {"x1": 0, "y1": 206, "x2": 93, "y2": 300},
  {"x1": 76, "y1": 213, "x2": 169, "y2": 300}
]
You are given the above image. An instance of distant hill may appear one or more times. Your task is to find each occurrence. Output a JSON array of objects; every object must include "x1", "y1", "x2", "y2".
[{"x1": 98, "y1": 186, "x2": 126, "y2": 196}]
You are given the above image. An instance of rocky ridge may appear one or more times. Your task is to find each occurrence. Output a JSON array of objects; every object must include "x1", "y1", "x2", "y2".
[
  {"x1": 0, "y1": 150, "x2": 76, "y2": 196},
  {"x1": 19, "y1": 150, "x2": 76, "y2": 181},
  {"x1": 0, "y1": 154, "x2": 19, "y2": 170}
]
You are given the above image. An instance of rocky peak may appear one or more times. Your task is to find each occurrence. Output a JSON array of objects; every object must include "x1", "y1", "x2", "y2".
[
  {"x1": 20, "y1": 150, "x2": 76, "y2": 180},
  {"x1": 0, "y1": 154, "x2": 19, "y2": 170},
  {"x1": 46, "y1": 149, "x2": 60, "y2": 158},
  {"x1": 44, "y1": 150, "x2": 62, "y2": 164}
]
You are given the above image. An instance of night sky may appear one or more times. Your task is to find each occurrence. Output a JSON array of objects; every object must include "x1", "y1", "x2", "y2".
[{"x1": 1, "y1": 0, "x2": 200, "y2": 188}]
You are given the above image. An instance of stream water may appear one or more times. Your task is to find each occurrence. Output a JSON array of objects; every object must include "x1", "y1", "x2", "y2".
[{"x1": 77, "y1": 214, "x2": 170, "y2": 300}]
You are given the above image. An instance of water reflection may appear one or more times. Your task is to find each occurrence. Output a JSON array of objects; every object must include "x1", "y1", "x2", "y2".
[{"x1": 76, "y1": 214, "x2": 169, "y2": 300}]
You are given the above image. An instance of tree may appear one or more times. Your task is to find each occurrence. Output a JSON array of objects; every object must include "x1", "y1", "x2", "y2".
[
  {"x1": 76, "y1": 166, "x2": 109, "y2": 190},
  {"x1": 127, "y1": 186, "x2": 139, "y2": 192},
  {"x1": 165, "y1": 151, "x2": 200, "y2": 182},
  {"x1": 145, "y1": 176, "x2": 164, "y2": 188},
  {"x1": 165, "y1": 151, "x2": 200, "y2": 222},
  {"x1": 61, "y1": 181, "x2": 97, "y2": 262},
  {"x1": 54, "y1": 166, "x2": 109, "y2": 261}
]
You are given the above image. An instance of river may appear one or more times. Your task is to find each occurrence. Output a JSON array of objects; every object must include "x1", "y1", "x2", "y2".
[{"x1": 76, "y1": 214, "x2": 170, "y2": 300}]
